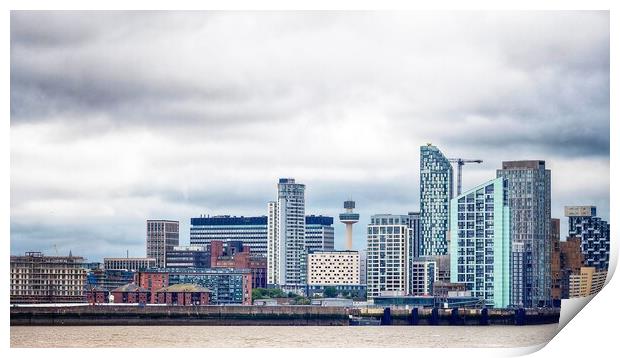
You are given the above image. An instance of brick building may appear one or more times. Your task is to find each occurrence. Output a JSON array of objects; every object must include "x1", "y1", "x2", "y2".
[
  {"x1": 560, "y1": 236, "x2": 584, "y2": 299},
  {"x1": 85, "y1": 286, "x2": 110, "y2": 304},
  {"x1": 210, "y1": 240, "x2": 267, "y2": 289},
  {"x1": 111, "y1": 283, "x2": 151, "y2": 304},
  {"x1": 137, "y1": 268, "x2": 252, "y2": 305},
  {"x1": 550, "y1": 218, "x2": 562, "y2": 306},
  {"x1": 156, "y1": 284, "x2": 212, "y2": 305}
]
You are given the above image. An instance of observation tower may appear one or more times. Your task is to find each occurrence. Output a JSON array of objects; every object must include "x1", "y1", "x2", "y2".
[{"x1": 339, "y1": 200, "x2": 359, "y2": 250}]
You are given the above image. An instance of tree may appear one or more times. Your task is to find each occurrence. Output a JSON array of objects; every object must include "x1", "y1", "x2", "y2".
[
  {"x1": 323, "y1": 286, "x2": 337, "y2": 298},
  {"x1": 294, "y1": 296, "x2": 311, "y2": 305}
]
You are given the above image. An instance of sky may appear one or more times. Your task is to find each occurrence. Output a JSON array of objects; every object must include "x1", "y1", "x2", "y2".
[{"x1": 10, "y1": 11, "x2": 609, "y2": 262}]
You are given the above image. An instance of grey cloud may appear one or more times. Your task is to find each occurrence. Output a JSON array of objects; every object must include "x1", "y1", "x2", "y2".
[{"x1": 10, "y1": 11, "x2": 610, "y2": 257}]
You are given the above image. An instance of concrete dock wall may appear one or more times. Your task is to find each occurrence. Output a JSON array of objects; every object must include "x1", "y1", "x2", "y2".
[
  {"x1": 11, "y1": 305, "x2": 560, "y2": 326},
  {"x1": 10, "y1": 305, "x2": 350, "y2": 326},
  {"x1": 355, "y1": 307, "x2": 560, "y2": 326}
]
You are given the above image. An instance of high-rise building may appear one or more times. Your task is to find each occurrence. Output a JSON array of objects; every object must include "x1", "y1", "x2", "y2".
[
  {"x1": 146, "y1": 220, "x2": 179, "y2": 268},
  {"x1": 497, "y1": 160, "x2": 551, "y2": 308},
  {"x1": 189, "y1": 216, "x2": 268, "y2": 257},
  {"x1": 339, "y1": 200, "x2": 360, "y2": 250},
  {"x1": 408, "y1": 257, "x2": 437, "y2": 296},
  {"x1": 420, "y1": 144, "x2": 453, "y2": 257},
  {"x1": 407, "y1": 212, "x2": 421, "y2": 259},
  {"x1": 450, "y1": 177, "x2": 511, "y2": 308},
  {"x1": 366, "y1": 214, "x2": 411, "y2": 298},
  {"x1": 267, "y1": 178, "x2": 306, "y2": 291},
  {"x1": 103, "y1": 257, "x2": 156, "y2": 271},
  {"x1": 305, "y1": 215, "x2": 335, "y2": 253},
  {"x1": 550, "y1": 218, "x2": 562, "y2": 305},
  {"x1": 565, "y1": 206, "x2": 610, "y2": 271},
  {"x1": 10, "y1": 252, "x2": 86, "y2": 303}
]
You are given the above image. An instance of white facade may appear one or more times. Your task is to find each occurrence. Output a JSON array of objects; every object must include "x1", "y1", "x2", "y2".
[
  {"x1": 267, "y1": 201, "x2": 279, "y2": 284},
  {"x1": 103, "y1": 257, "x2": 155, "y2": 271},
  {"x1": 308, "y1": 251, "x2": 360, "y2": 285},
  {"x1": 366, "y1": 214, "x2": 411, "y2": 298},
  {"x1": 267, "y1": 178, "x2": 306, "y2": 289},
  {"x1": 10, "y1": 252, "x2": 86, "y2": 303}
]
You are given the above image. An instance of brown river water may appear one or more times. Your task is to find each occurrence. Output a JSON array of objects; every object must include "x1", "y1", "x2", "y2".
[{"x1": 11, "y1": 324, "x2": 560, "y2": 348}]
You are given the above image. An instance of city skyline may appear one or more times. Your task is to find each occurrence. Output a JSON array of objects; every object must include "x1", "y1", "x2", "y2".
[{"x1": 10, "y1": 11, "x2": 610, "y2": 261}]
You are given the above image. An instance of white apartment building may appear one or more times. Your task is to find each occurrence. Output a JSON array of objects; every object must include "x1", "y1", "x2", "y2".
[
  {"x1": 308, "y1": 251, "x2": 360, "y2": 285},
  {"x1": 267, "y1": 178, "x2": 306, "y2": 291},
  {"x1": 366, "y1": 214, "x2": 411, "y2": 298}
]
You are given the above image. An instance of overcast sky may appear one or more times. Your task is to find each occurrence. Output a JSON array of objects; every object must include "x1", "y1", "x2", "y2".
[{"x1": 10, "y1": 11, "x2": 609, "y2": 261}]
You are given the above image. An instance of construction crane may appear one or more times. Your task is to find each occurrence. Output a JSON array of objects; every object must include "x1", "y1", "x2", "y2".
[{"x1": 448, "y1": 158, "x2": 483, "y2": 196}]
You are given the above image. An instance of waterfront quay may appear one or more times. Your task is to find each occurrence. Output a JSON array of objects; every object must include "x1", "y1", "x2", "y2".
[{"x1": 10, "y1": 305, "x2": 559, "y2": 326}]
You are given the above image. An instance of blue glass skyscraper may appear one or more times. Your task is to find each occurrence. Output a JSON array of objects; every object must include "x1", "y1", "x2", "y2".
[{"x1": 420, "y1": 144, "x2": 453, "y2": 257}]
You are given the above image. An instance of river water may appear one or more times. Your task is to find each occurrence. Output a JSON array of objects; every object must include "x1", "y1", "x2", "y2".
[{"x1": 11, "y1": 324, "x2": 559, "y2": 348}]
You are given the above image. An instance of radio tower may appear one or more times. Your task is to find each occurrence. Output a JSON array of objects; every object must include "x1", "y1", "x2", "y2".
[{"x1": 339, "y1": 200, "x2": 359, "y2": 250}]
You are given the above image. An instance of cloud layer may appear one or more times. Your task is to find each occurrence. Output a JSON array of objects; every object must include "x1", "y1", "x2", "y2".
[{"x1": 11, "y1": 11, "x2": 610, "y2": 261}]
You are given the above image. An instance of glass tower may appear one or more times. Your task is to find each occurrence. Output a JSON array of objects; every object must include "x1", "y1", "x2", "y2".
[
  {"x1": 450, "y1": 177, "x2": 511, "y2": 308},
  {"x1": 497, "y1": 160, "x2": 551, "y2": 308},
  {"x1": 420, "y1": 144, "x2": 453, "y2": 257}
]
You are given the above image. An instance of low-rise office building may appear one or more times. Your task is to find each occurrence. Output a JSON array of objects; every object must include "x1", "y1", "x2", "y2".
[
  {"x1": 104, "y1": 257, "x2": 156, "y2": 271},
  {"x1": 166, "y1": 246, "x2": 210, "y2": 269},
  {"x1": 568, "y1": 267, "x2": 607, "y2": 298},
  {"x1": 307, "y1": 250, "x2": 363, "y2": 298},
  {"x1": 307, "y1": 250, "x2": 360, "y2": 285},
  {"x1": 86, "y1": 269, "x2": 135, "y2": 292}
]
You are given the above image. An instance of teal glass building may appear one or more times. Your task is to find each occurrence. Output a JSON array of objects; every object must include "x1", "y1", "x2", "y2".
[
  {"x1": 450, "y1": 177, "x2": 510, "y2": 308},
  {"x1": 420, "y1": 144, "x2": 453, "y2": 256}
]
